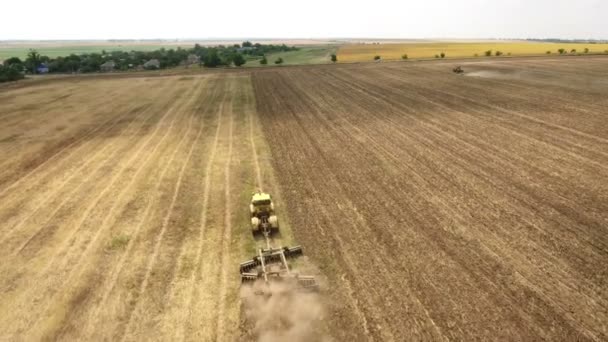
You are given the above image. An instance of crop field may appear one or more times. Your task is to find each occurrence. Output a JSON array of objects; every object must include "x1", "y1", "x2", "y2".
[
  {"x1": 262, "y1": 45, "x2": 338, "y2": 65},
  {"x1": 337, "y1": 41, "x2": 608, "y2": 61},
  {"x1": 0, "y1": 43, "x2": 196, "y2": 60},
  {"x1": 1, "y1": 56, "x2": 608, "y2": 341}
]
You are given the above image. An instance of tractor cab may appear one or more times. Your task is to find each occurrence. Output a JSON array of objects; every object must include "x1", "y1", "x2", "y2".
[
  {"x1": 250, "y1": 192, "x2": 274, "y2": 217},
  {"x1": 250, "y1": 192, "x2": 278, "y2": 235}
]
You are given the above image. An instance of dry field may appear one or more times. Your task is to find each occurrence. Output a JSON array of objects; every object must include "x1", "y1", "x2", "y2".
[
  {"x1": 1, "y1": 56, "x2": 607, "y2": 341},
  {"x1": 337, "y1": 42, "x2": 608, "y2": 61},
  {"x1": 0, "y1": 73, "x2": 299, "y2": 340}
]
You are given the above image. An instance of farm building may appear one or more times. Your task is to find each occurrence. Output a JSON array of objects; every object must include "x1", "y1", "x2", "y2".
[
  {"x1": 143, "y1": 59, "x2": 160, "y2": 69},
  {"x1": 37, "y1": 63, "x2": 49, "y2": 74},
  {"x1": 237, "y1": 46, "x2": 255, "y2": 53},
  {"x1": 100, "y1": 61, "x2": 116, "y2": 72},
  {"x1": 186, "y1": 54, "x2": 200, "y2": 66}
]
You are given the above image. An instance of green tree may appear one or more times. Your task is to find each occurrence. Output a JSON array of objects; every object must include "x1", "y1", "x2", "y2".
[
  {"x1": 3, "y1": 57, "x2": 23, "y2": 67},
  {"x1": 495, "y1": 51, "x2": 503, "y2": 56},
  {"x1": 485, "y1": 50, "x2": 492, "y2": 57},
  {"x1": 26, "y1": 49, "x2": 41, "y2": 74},
  {"x1": 203, "y1": 49, "x2": 222, "y2": 67},
  {"x1": 0, "y1": 64, "x2": 25, "y2": 83},
  {"x1": 401, "y1": 54, "x2": 408, "y2": 59},
  {"x1": 570, "y1": 49, "x2": 577, "y2": 54},
  {"x1": 274, "y1": 57, "x2": 284, "y2": 65},
  {"x1": 232, "y1": 53, "x2": 246, "y2": 67},
  {"x1": 440, "y1": 52, "x2": 445, "y2": 58},
  {"x1": 331, "y1": 54, "x2": 337, "y2": 63},
  {"x1": 558, "y1": 48, "x2": 566, "y2": 54},
  {"x1": 584, "y1": 48, "x2": 589, "y2": 53},
  {"x1": 374, "y1": 55, "x2": 381, "y2": 61},
  {"x1": 546, "y1": 50, "x2": 551, "y2": 54},
  {"x1": 260, "y1": 56, "x2": 268, "y2": 65}
]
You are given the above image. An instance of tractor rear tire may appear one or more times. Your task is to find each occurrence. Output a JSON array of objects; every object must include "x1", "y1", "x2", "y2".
[
  {"x1": 269, "y1": 215, "x2": 279, "y2": 233},
  {"x1": 251, "y1": 217, "x2": 260, "y2": 235}
]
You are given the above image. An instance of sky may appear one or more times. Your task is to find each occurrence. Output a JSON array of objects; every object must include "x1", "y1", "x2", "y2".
[{"x1": 1, "y1": 0, "x2": 606, "y2": 40}]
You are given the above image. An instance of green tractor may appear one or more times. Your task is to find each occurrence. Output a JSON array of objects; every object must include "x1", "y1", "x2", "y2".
[{"x1": 250, "y1": 192, "x2": 279, "y2": 236}]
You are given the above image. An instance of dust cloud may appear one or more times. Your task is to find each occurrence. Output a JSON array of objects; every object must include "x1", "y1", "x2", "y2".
[{"x1": 241, "y1": 281, "x2": 329, "y2": 342}]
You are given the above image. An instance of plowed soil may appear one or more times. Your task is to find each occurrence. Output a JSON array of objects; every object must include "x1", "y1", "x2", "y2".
[
  {"x1": 252, "y1": 57, "x2": 608, "y2": 341},
  {"x1": 1, "y1": 56, "x2": 607, "y2": 341}
]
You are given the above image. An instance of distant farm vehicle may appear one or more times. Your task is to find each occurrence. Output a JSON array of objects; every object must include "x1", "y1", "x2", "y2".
[
  {"x1": 250, "y1": 192, "x2": 279, "y2": 237},
  {"x1": 453, "y1": 66, "x2": 464, "y2": 74}
]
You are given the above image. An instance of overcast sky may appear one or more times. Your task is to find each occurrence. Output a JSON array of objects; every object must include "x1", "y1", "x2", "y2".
[{"x1": 1, "y1": 0, "x2": 606, "y2": 40}]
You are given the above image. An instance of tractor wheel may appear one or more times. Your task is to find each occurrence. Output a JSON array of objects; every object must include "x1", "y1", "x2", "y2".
[
  {"x1": 251, "y1": 217, "x2": 260, "y2": 235},
  {"x1": 268, "y1": 215, "x2": 279, "y2": 232}
]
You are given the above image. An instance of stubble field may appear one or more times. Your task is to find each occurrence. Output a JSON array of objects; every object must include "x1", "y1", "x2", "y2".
[
  {"x1": 1, "y1": 56, "x2": 607, "y2": 341},
  {"x1": 337, "y1": 42, "x2": 608, "y2": 61}
]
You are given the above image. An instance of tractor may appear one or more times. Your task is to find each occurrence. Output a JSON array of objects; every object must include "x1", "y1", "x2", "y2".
[
  {"x1": 250, "y1": 192, "x2": 279, "y2": 236},
  {"x1": 241, "y1": 192, "x2": 318, "y2": 293}
]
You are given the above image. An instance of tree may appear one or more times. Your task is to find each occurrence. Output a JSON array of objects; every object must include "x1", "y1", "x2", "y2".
[
  {"x1": 546, "y1": 50, "x2": 551, "y2": 54},
  {"x1": 485, "y1": 50, "x2": 492, "y2": 57},
  {"x1": 0, "y1": 64, "x2": 25, "y2": 83},
  {"x1": 558, "y1": 48, "x2": 566, "y2": 54},
  {"x1": 440, "y1": 52, "x2": 445, "y2": 58},
  {"x1": 584, "y1": 47, "x2": 589, "y2": 53},
  {"x1": 26, "y1": 49, "x2": 42, "y2": 74},
  {"x1": 401, "y1": 54, "x2": 408, "y2": 59},
  {"x1": 434, "y1": 54, "x2": 439, "y2": 58},
  {"x1": 242, "y1": 41, "x2": 253, "y2": 48},
  {"x1": 232, "y1": 53, "x2": 246, "y2": 67},
  {"x1": 3, "y1": 57, "x2": 23, "y2": 67},
  {"x1": 260, "y1": 56, "x2": 268, "y2": 65},
  {"x1": 203, "y1": 49, "x2": 222, "y2": 67},
  {"x1": 331, "y1": 54, "x2": 337, "y2": 63},
  {"x1": 374, "y1": 55, "x2": 381, "y2": 61},
  {"x1": 570, "y1": 49, "x2": 577, "y2": 54},
  {"x1": 274, "y1": 57, "x2": 284, "y2": 65},
  {"x1": 495, "y1": 51, "x2": 503, "y2": 56}
]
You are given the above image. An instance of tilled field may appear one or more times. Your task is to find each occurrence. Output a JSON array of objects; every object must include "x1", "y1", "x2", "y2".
[
  {"x1": 1, "y1": 57, "x2": 607, "y2": 341},
  {"x1": 252, "y1": 57, "x2": 608, "y2": 341}
]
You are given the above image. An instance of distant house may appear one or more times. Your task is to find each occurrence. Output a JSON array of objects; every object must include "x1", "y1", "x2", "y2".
[
  {"x1": 143, "y1": 59, "x2": 160, "y2": 70},
  {"x1": 237, "y1": 47, "x2": 255, "y2": 53},
  {"x1": 100, "y1": 60, "x2": 116, "y2": 72},
  {"x1": 186, "y1": 54, "x2": 200, "y2": 66},
  {"x1": 37, "y1": 63, "x2": 49, "y2": 74}
]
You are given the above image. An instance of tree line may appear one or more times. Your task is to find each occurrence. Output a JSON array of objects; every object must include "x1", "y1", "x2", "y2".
[{"x1": 0, "y1": 41, "x2": 298, "y2": 82}]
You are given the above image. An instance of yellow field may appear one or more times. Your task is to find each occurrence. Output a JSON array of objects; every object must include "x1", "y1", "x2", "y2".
[{"x1": 337, "y1": 42, "x2": 608, "y2": 62}]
